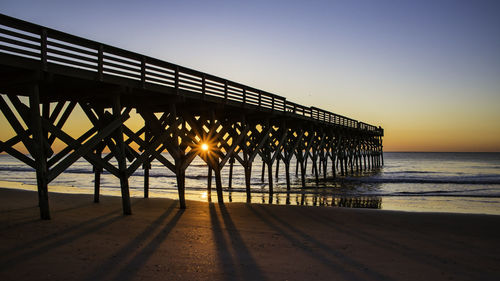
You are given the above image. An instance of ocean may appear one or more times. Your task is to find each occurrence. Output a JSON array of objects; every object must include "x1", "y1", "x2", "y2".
[{"x1": 1, "y1": 152, "x2": 499, "y2": 215}]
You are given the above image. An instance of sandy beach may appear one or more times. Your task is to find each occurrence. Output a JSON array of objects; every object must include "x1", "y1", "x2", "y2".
[{"x1": 0, "y1": 187, "x2": 499, "y2": 281}]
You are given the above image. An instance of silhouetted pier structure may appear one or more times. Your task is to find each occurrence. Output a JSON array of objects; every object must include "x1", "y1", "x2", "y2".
[{"x1": 0, "y1": 14, "x2": 383, "y2": 219}]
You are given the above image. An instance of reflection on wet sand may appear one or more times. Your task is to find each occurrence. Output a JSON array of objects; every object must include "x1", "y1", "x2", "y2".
[{"x1": 209, "y1": 191, "x2": 382, "y2": 210}]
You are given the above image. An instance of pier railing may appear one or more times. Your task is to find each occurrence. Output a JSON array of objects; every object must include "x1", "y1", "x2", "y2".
[{"x1": 0, "y1": 14, "x2": 382, "y2": 135}]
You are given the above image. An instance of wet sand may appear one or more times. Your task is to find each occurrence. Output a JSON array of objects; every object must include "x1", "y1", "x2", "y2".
[{"x1": 1, "y1": 187, "x2": 499, "y2": 281}]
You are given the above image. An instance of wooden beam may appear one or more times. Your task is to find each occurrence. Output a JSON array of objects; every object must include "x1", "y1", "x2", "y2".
[
  {"x1": 45, "y1": 109, "x2": 128, "y2": 181},
  {"x1": 0, "y1": 94, "x2": 37, "y2": 157},
  {"x1": 29, "y1": 85, "x2": 50, "y2": 220},
  {"x1": 126, "y1": 128, "x2": 170, "y2": 177},
  {"x1": 0, "y1": 136, "x2": 36, "y2": 168},
  {"x1": 113, "y1": 95, "x2": 132, "y2": 215},
  {"x1": 7, "y1": 94, "x2": 54, "y2": 157},
  {"x1": 47, "y1": 101, "x2": 76, "y2": 145}
]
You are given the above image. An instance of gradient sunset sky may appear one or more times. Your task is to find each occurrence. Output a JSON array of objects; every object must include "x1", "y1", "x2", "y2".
[{"x1": 1, "y1": 0, "x2": 499, "y2": 152}]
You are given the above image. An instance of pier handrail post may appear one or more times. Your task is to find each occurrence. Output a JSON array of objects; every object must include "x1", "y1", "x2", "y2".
[
  {"x1": 141, "y1": 56, "x2": 146, "y2": 88},
  {"x1": 175, "y1": 66, "x2": 180, "y2": 95},
  {"x1": 98, "y1": 44, "x2": 103, "y2": 81},
  {"x1": 202, "y1": 74, "x2": 206, "y2": 100},
  {"x1": 224, "y1": 80, "x2": 228, "y2": 102},
  {"x1": 40, "y1": 28, "x2": 48, "y2": 71}
]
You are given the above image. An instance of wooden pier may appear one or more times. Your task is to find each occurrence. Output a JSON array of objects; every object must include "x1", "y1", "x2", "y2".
[{"x1": 0, "y1": 14, "x2": 383, "y2": 219}]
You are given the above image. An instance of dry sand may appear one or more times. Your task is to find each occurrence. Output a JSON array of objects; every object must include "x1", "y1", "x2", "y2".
[{"x1": 0, "y1": 187, "x2": 499, "y2": 281}]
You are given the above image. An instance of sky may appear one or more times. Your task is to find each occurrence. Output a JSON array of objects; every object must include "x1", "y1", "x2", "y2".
[{"x1": 1, "y1": 0, "x2": 500, "y2": 152}]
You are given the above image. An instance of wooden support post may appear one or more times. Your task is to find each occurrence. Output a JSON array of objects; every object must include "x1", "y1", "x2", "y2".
[
  {"x1": 214, "y1": 168, "x2": 224, "y2": 204},
  {"x1": 355, "y1": 149, "x2": 359, "y2": 172},
  {"x1": 364, "y1": 152, "x2": 367, "y2": 171},
  {"x1": 345, "y1": 154, "x2": 350, "y2": 175},
  {"x1": 339, "y1": 152, "x2": 344, "y2": 176},
  {"x1": 30, "y1": 85, "x2": 50, "y2": 220},
  {"x1": 323, "y1": 157, "x2": 327, "y2": 180},
  {"x1": 241, "y1": 147, "x2": 252, "y2": 203},
  {"x1": 275, "y1": 154, "x2": 280, "y2": 179},
  {"x1": 295, "y1": 157, "x2": 299, "y2": 176},
  {"x1": 380, "y1": 137, "x2": 384, "y2": 166},
  {"x1": 93, "y1": 106, "x2": 105, "y2": 203},
  {"x1": 359, "y1": 150, "x2": 363, "y2": 171},
  {"x1": 362, "y1": 149, "x2": 366, "y2": 171},
  {"x1": 93, "y1": 149, "x2": 102, "y2": 203},
  {"x1": 349, "y1": 150, "x2": 354, "y2": 174},
  {"x1": 368, "y1": 148, "x2": 371, "y2": 169},
  {"x1": 244, "y1": 164, "x2": 252, "y2": 203},
  {"x1": 144, "y1": 162, "x2": 150, "y2": 198},
  {"x1": 144, "y1": 130, "x2": 151, "y2": 198},
  {"x1": 371, "y1": 150, "x2": 375, "y2": 169},
  {"x1": 371, "y1": 149, "x2": 374, "y2": 169},
  {"x1": 304, "y1": 155, "x2": 309, "y2": 175},
  {"x1": 359, "y1": 148, "x2": 362, "y2": 172},
  {"x1": 42, "y1": 102, "x2": 50, "y2": 142},
  {"x1": 359, "y1": 150, "x2": 363, "y2": 172},
  {"x1": 207, "y1": 166, "x2": 212, "y2": 199},
  {"x1": 261, "y1": 160, "x2": 265, "y2": 182},
  {"x1": 364, "y1": 149, "x2": 368, "y2": 170},
  {"x1": 362, "y1": 151, "x2": 365, "y2": 171},
  {"x1": 267, "y1": 162, "x2": 273, "y2": 196},
  {"x1": 313, "y1": 156, "x2": 319, "y2": 185},
  {"x1": 373, "y1": 145, "x2": 376, "y2": 168},
  {"x1": 228, "y1": 156, "x2": 234, "y2": 189},
  {"x1": 346, "y1": 151, "x2": 351, "y2": 175},
  {"x1": 299, "y1": 159, "x2": 306, "y2": 188},
  {"x1": 284, "y1": 161, "x2": 291, "y2": 191},
  {"x1": 331, "y1": 147, "x2": 336, "y2": 178},
  {"x1": 176, "y1": 169, "x2": 186, "y2": 209},
  {"x1": 113, "y1": 95, "x2": 132, "y2": 215},
  {"x1": 346, "y1": 154, "x2": 350, "y2": 175}
]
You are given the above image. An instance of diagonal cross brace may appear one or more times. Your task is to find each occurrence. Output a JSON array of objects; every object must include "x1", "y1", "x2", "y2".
[{"x1": 45, "y1": 111, "x2": 129, "y2": 182}]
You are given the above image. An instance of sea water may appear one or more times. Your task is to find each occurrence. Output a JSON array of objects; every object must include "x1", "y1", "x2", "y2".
[{"x1": 1, "y1": 152, "x2": 499, "y2": 215}]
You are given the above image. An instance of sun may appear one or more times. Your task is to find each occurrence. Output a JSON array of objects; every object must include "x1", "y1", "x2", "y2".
[{"x1": 201, "y1": 143, "x2": 209, "y2": 151}]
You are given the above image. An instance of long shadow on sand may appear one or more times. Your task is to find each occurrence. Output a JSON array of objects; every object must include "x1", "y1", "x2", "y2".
[
  {"x1": 209, "y1": 203, "x2": 267, "y2": 281},
  {"x1": 290, "y1": 208, "x2": 482, "y2": 279},
  {"x1": 0, "y1": 198, "x2": 145, "y2": 260},
  {"x1": 249, "y1": 205, "x2": 394, "y2": 281},
  {"x1": 0, "y1": 201, "x2": 95, "y2": 232},
  {"x1": 84, "y1": 201, "x2": 182, "y2": 281},
  {"x1": 0, "y1": 205, "x2": 129, "y2": 271},
  {"x1": 112, "y1": 207, "x2": 184, "y2": 281}
]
